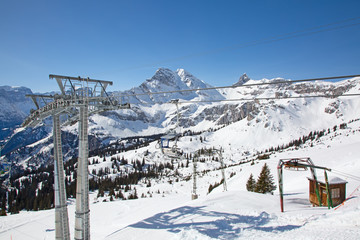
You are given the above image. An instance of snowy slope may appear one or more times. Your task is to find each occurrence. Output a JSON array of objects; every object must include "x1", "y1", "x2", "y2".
[
  {"x1": 1, "y1": 70, "x2": 360, "y2": 240},
  {"x1": 1, "y1": 112, "x2": 360, "y2": 239}
]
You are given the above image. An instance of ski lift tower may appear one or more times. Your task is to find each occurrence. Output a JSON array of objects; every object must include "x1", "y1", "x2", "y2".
[
  {"x1": 277, "y1": 158, "x2": 332, "y2": 212},
  {"x1": 213, "y1": 148, "x2": 227, "y2": 192},
  {"x1": 22, "y1": 74, "x2": 130, "y2": 240},
  {"x1": 191, "y1": 148, "x2": 227, "y2": 200},
  {"x1": 192, "y1": 154, "x2": 198, "y2": 200}
]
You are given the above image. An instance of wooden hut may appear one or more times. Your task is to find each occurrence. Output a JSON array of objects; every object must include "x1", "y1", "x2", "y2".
[{"x1": 307, "y1": 177, "x2": 347, "y2": 207}]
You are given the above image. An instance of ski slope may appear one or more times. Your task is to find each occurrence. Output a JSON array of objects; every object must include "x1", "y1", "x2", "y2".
[{"x1": 1, "y1": 119, "x2": 360, "y2": 239}]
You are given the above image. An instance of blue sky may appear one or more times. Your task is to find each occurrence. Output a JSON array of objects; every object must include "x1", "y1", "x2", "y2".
[{"x1": 1, "y1": 0, "x2": 360, "y2": 93}]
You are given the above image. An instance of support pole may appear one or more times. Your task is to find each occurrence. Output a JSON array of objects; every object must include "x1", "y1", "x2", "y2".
[
  {"x1": 192, "y1": 156, "x2": 198, "y2": 200},
  {"x1": 278, "y1": 158, "x2": 332, "y2": 211},
  {"x1": 218, "y1": 150, "x2": 227, "y2": 191},
  {"x1": 53, "y1": 114, "x2": 70, "y2": 240},
  {"x1": 324, "y1": 170, "x2": 333, "y2": 209},
  {"x1": 175, "y1": 100, "x2": 179, "y2": 130},
  {"x1": 310, "y1": 168, "x2": 322, "y2": 207},
  {"x1": 22, "y1": 74, "x2": 127, "y2": 240},
  {"x1": 307, "y1": 158, "x2": 322, "y2": 207},
  {"x1": 74, "y1": 105, "x2": 90, "y2": 240},
  {"x1": 172, "y1": 99, "x2": 180, "y2": 148},
  {"x1": 277, "y1": 162, "x2": 284, "y2": 212}
]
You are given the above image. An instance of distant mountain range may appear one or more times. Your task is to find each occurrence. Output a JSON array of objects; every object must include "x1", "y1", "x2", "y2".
[
  {"x1": 0, "y1": 86, "x2": 34, "y2": 137},
  {"x1": 1, "y1": 68, "x2": 360, "y2": 170}
]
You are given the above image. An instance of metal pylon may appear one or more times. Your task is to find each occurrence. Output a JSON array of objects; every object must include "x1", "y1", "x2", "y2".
[
  {"x1": 192, "y1": 157, "x2": 198, "y2": 200},
  {"x1": 22, "y1": 74, "x2": 130, "y2": 239},
  {"x1": 53, "y1": 114, "x2": 70, "y2": 240},
  {"x1": 277, "y1": 158, "x2": 331, "y2": 212},
  {"x1": 74, "y1": 105, "x2": 90, "y2": 240},
  {"x1": 218, "y1": 150, "x2": 227, "y2": 191}
]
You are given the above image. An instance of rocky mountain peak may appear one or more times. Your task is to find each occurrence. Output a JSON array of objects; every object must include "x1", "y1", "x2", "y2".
[
  {"x1": 145, "y1": 68, "x2": 179, "y2": 87},
  {"x1": 176, "y1": 68, "x2": 193, "y2": 80},
  {"x1": 176, "y1": 68, "x2": 204, "y2": 89},
  {"x1": 233, "y1": 73, "x2": 250, "y2": 86}
]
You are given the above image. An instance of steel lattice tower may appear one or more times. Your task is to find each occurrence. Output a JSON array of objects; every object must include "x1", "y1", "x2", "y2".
[
  {"x1": 22, "y1": 74, "x2": 130, "y2": 240},
  {"x1": 53, "y1": 114, "x2": 71, "y2": 240},
  {"x1": 192, "y1": 157, "x2": 198, "y2": 200},
  {"x1": 74, "y1": 104, "x2": 90, "y2": 240}
]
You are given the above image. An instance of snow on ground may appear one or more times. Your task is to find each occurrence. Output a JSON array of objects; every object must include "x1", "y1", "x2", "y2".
[{"x1": 1, "y1": 122, "x2": 360, "y2": 239}]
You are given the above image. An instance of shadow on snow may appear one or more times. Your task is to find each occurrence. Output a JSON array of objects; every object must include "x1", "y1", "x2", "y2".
[{"x1": 113, "y1": 206, "x2": 303, "y2": 239}]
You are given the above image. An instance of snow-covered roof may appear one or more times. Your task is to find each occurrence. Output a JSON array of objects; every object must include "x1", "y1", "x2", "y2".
[{"x1": 307, "y1": 176, "x2": 348, "y2": 185}]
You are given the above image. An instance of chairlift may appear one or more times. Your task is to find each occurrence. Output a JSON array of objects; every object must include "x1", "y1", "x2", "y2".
[
  {"x1": 158, "y1": 130, "x2": 182, "y2": 158},
  {"x1": 157, "y1": 99, "x2": 182, "y2": 158},
  {"x1": 278, "y1": 157, "x2": 331, "y2": 212},
  {"x1": 283, "y1": 160, "x2": 308, "y2": 171}
]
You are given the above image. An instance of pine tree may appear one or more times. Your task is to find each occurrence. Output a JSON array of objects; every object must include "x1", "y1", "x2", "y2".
[
  {"x1": 208, "y1": 184, "x2": 214, "y2": 194},
  {"x1": 0, "y1": 197, "x2": 7, "y2": 216},
  {"x1": 109, "y1": 188, "x2": 115, "y2": 197},
  {"x1": 254, "y1": 163, "x2": 276, "y2": 194},
  {"x1": 116, "y1": 190, "x2": 124, "y2": 200},
  {"x1": 246, "y1": 173, "x2": 256, "y2": 192},
  {"x1": 97, "y1": 188, "x2": 104, "y2": 198}
]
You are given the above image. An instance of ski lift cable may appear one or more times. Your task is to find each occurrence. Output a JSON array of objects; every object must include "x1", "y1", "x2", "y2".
[
  {"x1": 332, "y1": 169, "x2": 360, "y2": 180},
  {"x1": 247, "y1": 158, "x2": 360, "y2": 181},
  {"x1": 177, "y1": 93, "x2": 360, "y2": 104},
  {"x1": 334, "y1": 183, "x2": 360, "y2": 210},
  {"x1": 331, "y1": 169, "x2": 360, "y2": 182},
  {"x1": 119, "y1": 74, "x2": 360, "y2": 98},
  {"x1": 331, "y1": 172, "x2": 360, "y2": 182}
]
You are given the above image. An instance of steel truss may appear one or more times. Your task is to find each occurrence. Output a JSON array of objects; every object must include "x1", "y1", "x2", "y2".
[
  {"x1": 53, "y1": 114, "x2": 71, "y2": 240},
  {"x1": 22, "y1": 74, "x2": 130, "y2": 240}
]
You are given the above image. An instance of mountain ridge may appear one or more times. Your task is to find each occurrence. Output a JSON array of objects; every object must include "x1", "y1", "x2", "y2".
[{"x1": 1, "y1": 68, "x2": 360, "y2": 169}]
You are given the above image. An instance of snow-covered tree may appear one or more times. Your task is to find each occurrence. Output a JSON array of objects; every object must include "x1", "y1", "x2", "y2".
[
  {"x1": 254, "y1": 163, "x2": 276, "y2": 194},
  {"x1": 246, "y1": 173, "x2": 256, "y2": 192}
]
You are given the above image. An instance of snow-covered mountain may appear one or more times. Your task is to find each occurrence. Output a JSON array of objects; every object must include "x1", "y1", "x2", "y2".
[
  {"x1": 117, "y1": 68, "x2": 224, "y2": 104},
  {"x1": 0, "y1": 86, "x2": 34, "y2": 138},
  {"x1": 233, "y1": 73, "x2": 250, "y2": 86},
  {"x1": 1, "y1": 68, "x2": 360, "y2": 239},
  {"x1": 1, "y1": 68, "x2": 360, "y2": 168}
]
